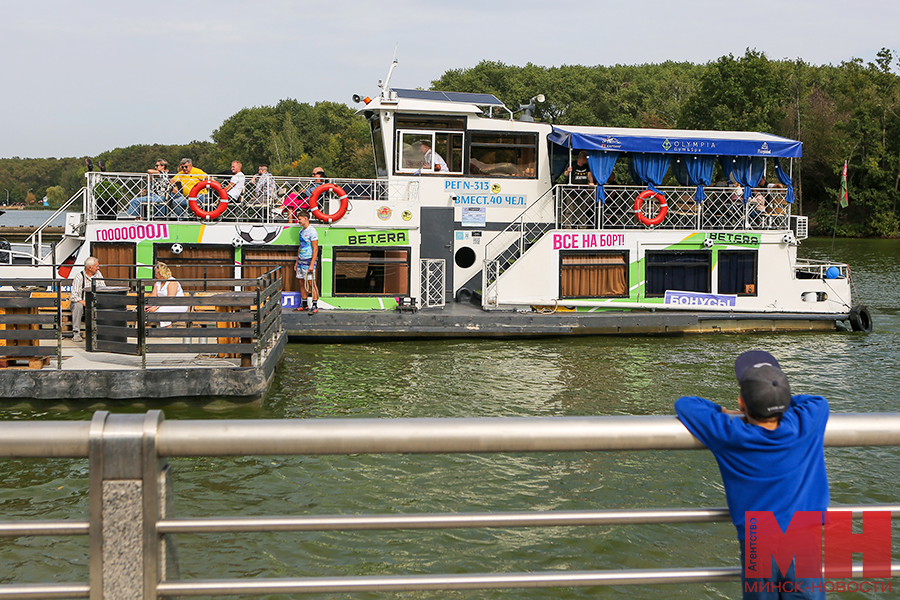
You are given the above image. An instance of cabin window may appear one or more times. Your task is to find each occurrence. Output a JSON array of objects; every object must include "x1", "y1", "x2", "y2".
[
  {"x1": 333, "y1": 247, "x2": 410, "y2": 296},
  {"x1": 644, "y1": 250, "x2": 711, "y2": 296},
  {"x1": 153, "y1": 244, "x2": 235, "y2": 292},
  {"x1": 468, "y1": 132, "x2": 538, "y2": 178},
  {"x1": 243, "y1": 246, "x2": 307, "y2": 294},
  {"x1": 90, "y1": 242, "x2": 136, "y2": 280},
  {"x1": 370, "y1": 117, "x2": 388, "y2": 178},
  {"x1": 560, "y1": 251, "x2": 628, "y2": 298},
  {"x1": 396, "y1": 130, "x2": 464, "y2": 175},
  {"x1": 717, "y1": 250, "x2": 758, "y2": 295}
]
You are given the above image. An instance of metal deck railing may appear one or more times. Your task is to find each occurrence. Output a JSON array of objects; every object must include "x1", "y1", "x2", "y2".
[
  {"x1": 1, "y1": 412, "x2": 899, "y2": 598},
  {"x1": 84, "y1": 172, "x2": 419, "y2": 224}
]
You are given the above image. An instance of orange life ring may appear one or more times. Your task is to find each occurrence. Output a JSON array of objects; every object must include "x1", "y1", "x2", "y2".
[
  {"x1": 634, "y1": 189, "x2": 667, "y2": 226},
  {"x1": 308, "y1": 183, "x2": 349, "y2": 223},
  {"x1": 188, "y1": 180, "x2": 229, "y2": 220}
]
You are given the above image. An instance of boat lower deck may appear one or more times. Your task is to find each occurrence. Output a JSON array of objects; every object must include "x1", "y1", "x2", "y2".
[{"x1": 283, "y1": 303, "x2": 846, "y2": 341}]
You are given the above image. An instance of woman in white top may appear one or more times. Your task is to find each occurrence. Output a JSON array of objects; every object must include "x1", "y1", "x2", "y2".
[{"x1": 146, "y1": 261, "x2": 186, "y2": 327}]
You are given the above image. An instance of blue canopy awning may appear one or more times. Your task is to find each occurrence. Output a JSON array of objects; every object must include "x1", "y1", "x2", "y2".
[{"x1": 548, "y1": 125, "x2": 802, "y2": 158}]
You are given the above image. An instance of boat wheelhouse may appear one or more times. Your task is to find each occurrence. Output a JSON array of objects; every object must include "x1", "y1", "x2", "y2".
[{"x1": 13, "y1": 77, "x2": 871, "y2": 335}]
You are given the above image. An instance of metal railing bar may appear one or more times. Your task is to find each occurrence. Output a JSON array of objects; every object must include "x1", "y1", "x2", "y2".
[
  {"x1": 155, "y1": 504, "x2": 900, "y2": 534},
  {"x1": 0, "y1": 583, "x2": 90, "y2": 599},
  {"x1": 3, "y1": 414, "x2": 900, "y2": 459},
  {"x1": 0, "y1": 520, "x2": 90, "y2": 537},
  {"x1": 155, "y1": 414, "x2": 900, "y2": 457},
  {"x1": 156, "y1": 567, "x2": 743, "y2": 596},
  {"x1": 156, "y1": 563, "x2": 900, "y2": 596}
]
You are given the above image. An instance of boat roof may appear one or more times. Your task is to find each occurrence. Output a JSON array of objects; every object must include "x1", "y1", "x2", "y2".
[
  {"x1": 549, "y1": 125, "x2": 802, "y2": 158},
  {"x1": 392, "y1": 89, "x2": 506, "y2": 106}
]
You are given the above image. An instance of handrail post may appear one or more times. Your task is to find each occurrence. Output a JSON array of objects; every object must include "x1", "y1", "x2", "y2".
[{"x1": 88, "y1": 410, "x2": 170, "y2": 600}]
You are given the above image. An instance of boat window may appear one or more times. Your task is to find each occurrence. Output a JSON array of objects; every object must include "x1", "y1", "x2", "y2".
[
  {"x1": 468, "y1": 132, "x2": 537, "y2": 178},
  {"x1": 370, "y1": 118, "x2": 388, "y2": 178},
  {"x1": 333, "y1": 248, "x2": 410, "y2": 296},
  {"x1": 395, "y1": 130, "x2": 464, "y2": 175},
  {"x1": 717, "y1": 250, "x2": 758, "y2": 296},
  {"x1": 644, "y1": 250, "x2": 711, "y2": 297},
  {"x1": 560, "y1": 251, "x2": 628, "y2": 298},
  {"x1": 395, "y1": 115, "x2": 466, "y2": 130},
  {"x1": 153, "y1": 244, "x2": 235, "y2": 292},
  {"x1": 243, "y1": 246, "x2": 306, "y2": 293}
]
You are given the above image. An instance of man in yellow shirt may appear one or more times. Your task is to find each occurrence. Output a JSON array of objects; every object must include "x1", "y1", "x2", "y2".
[{"x1": 171, "y1": 158, "x2": 207, "y2": 218}]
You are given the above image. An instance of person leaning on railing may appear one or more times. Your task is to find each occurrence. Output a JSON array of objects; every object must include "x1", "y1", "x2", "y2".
[
  {"x1": 675, "y1": 351, "x2": 830, "y2": 600},
  {"x1": 69, "y1": 257, "x2": 106, "y2": 343}
]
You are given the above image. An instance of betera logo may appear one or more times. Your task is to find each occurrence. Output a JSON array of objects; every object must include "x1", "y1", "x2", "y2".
[{"x1": 746, "y1": 511, "x2": 892, "y2": 579}]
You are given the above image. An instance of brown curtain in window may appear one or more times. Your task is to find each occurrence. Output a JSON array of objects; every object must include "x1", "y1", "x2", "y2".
[{"x1": 561, "y1": 254, "x2": 627, "y2": 297}]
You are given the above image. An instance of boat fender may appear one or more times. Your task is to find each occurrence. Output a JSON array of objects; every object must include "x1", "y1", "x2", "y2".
[
  {"x1": 634, "y1": 189, "x2": 667, "y2": 226},
  {"x1": 188, "y1": 180, "x2": 229, "y2": 220},
  {"x1": 456, "y1": 288, "x2": 473, "y2": 304},
  {"x1": 848, "y1": 304, "x2": 873, "y2": 333},
  {"x1": 308, "y1": 183, "x2": 350, "y2": 223}
]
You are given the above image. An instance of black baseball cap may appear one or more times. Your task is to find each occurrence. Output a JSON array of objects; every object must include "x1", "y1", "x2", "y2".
[{"x1": 734, "y1": 351, "x2": 791, "y2": 419}]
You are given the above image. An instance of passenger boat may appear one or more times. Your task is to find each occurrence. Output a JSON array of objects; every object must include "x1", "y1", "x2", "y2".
[{"x1": 7, "y1": 68, "x2": 873, "y2": 336}]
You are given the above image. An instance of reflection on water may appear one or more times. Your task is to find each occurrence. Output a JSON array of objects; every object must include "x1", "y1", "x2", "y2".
[{"x1": 2, "y1": 238, "x2": 899, "y2": 599}]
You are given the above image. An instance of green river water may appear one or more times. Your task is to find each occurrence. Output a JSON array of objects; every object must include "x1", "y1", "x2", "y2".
[{"x1": 2, "y1": 237, "x2": 899, "y2": 599}]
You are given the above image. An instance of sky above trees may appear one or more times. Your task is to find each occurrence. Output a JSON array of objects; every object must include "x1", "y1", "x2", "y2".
[{"x1": 1, "y1": 0, "x2": 897, "y2": 159}]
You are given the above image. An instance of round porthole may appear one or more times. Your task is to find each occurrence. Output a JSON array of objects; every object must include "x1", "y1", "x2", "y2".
[{"x1": 455, "y1": 247, "x2": 477, "y2": 268}]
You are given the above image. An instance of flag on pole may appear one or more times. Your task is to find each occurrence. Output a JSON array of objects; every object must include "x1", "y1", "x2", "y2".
[{"x1": 839, "y1": 161, "x2": 849, "y2": 208}]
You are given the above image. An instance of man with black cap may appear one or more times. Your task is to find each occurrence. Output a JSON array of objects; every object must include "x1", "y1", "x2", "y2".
[{"x1": 675, "y1": 350, "x2": 829, "y2": 600}]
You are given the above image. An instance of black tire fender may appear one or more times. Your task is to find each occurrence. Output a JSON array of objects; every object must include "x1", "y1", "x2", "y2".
[{"x1": 848, "y1": 304, "x2": 873, "y2": 333}]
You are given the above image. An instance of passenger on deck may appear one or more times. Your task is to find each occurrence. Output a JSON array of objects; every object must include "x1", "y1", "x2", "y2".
[
  {"x1": 146, "y1": 262, "x2": 186, "y2": 328},
  {"x1": 126, "y1": 159, "x2": 171, "y2": 219},
  {"x1": 564, "y1": 151, "x2": 595, "y2": 186},
  {"x1": 415, "y1": 141, "x2": 448, "y2": 174},
  {"x1": 70, "y1": 257, "x2": 106, "y2": 343},
  {"x1": 171, "y1": 158, "x2": 208, "y2": 218},
  {"x1": 222, "y1": 161, "x2": 246, "y2": 203},
  {"x1": 251, "y1": 164, "x2": 277, "y2": 204},
  {"x1": 283, "y1": 167, "x2": 325, "y2": 223}
]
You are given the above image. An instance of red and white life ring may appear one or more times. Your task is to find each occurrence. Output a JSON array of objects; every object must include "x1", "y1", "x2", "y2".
[
  {"x1": 188, "y1": 180, "x2": 229, "y2": 220},
  {"x1": 308, "y1": 183, "x2": 349, "y2": 223},
  {"x1": 634, "y1": 189, "x2": 667, "y2": 226}
]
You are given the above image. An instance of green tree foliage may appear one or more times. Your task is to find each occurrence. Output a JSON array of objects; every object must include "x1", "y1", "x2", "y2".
[{"x1": 2, "y1": 50, "x2": 898, "y2": 236}]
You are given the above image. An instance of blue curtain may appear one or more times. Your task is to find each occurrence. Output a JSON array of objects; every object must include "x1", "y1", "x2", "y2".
[
  {"x1": 550, "y1": 147, "x2": 569, "y2": 182},
  {"x1": 720, "y1": 157, "x2": 765, "y2": 201},
  {"x1": 674, "y1": 156, "x2": 716, "y2": 202},
  {"x1": 774, "y1": 158, "x2": 795, "y2": 204},
  {"x1": 628, "y1": 153, "x2": 670, "y2": 195},
  {"x1": 586, "y1": 151, "x2": 618, "y2": 203}
]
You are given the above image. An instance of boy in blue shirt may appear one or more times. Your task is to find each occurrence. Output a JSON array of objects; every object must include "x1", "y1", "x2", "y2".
[{"x1": 675, "y1": 351, "x2": 829, "y2": 600}]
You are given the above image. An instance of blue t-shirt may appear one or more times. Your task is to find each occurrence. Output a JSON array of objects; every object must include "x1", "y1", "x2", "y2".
[
  {"x1": 675, "y1": 394, "x2": 829, "y2": 539},
  {"x1": 298, "y1": 225, "x2": 318, "y2": 261}
]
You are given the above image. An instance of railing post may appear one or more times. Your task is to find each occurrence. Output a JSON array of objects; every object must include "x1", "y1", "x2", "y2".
[{"x1": 89, "y1": 410, "x2": 171, "y2": 600}]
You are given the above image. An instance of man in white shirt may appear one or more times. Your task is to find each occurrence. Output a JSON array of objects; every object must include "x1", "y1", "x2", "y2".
[
  {"x1": 223, "y1": 160, "x2": 246, "y2": 201},
  {"x1": 418, "y1": 141, "x2": 449, "y2": 173}
]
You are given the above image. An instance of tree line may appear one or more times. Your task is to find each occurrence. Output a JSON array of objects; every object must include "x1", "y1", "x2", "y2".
[{"x1": 2, "y1": 49, "x2": 897, "y2": 236}]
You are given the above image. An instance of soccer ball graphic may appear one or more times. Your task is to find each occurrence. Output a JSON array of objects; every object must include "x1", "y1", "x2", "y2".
[
  {"x1": 236, "y1": 224, "x2": 280, "y2": 245},
  {"x1": 232, "y1": 237, "x2": 244, "y2": 248},
  {"x1": 171, "y1": 243, "x2": 184, "y2": 255}
]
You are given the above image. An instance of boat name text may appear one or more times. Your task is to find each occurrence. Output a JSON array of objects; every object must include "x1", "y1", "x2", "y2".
[
  {"x1": 706, "y1": 232, "x2": 760, "y2": 246},
  {"x1": 553, "y1": 233, "x2": 625, "y2": 250},
  {"x1": 347, "y1": 231, "x2": 408, "y2": 246},
  {"x1": 445, "y1": 180, "x2": 491, "y2": 191},
  {"x1": 96, "y1": 223, "x2": 169, "y2": 242}
]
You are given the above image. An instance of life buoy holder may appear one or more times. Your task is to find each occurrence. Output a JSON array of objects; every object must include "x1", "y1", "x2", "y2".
[
  {"x1": 188, "y1": 180, "x2": 229, "y2": 220},
  {"x1": 308, "y1": 183, "x2": 349, "y2": 223},
  {"x1": 634, "y1": 189, "x2": 667, "y2": 226},
  {"x1": 848, "y1": 304, "x2": 873, "y2": 333}
]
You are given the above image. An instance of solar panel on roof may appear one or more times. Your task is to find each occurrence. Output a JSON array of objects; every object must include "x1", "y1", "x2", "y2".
[{"x1": 393, "y1": 89, "x2": 505, "y2": 106}]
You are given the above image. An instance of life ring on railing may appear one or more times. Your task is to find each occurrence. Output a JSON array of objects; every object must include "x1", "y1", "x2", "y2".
[
  {"x1": 848, "y1": 304, "x2": 873, "y2": 333},
  {"x1": 634, "y1": 189, "x2": 667, "y2": 226},
  {"x1": 308, "y1": 183, "x2": 349, "y2": 223},
  {"x1": 188, "y1": 180, "x2": 229, "y2": 220}
]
